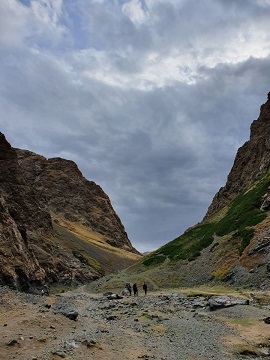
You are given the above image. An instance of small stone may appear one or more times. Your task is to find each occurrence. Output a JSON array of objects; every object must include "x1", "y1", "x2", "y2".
[
  {"x1": 51, "y1": 350, "x2": 66, "y2": 358},
  {"x1": 63, "y1": 311, "x2": 78, "y2": 321},
  {"x1": 82, "y1": 339, "x2": 96, "y2": 348},
  {"x1": 7, "y1": 339, "x2": 18, "y2": 346},
  {"x1": 38, "y1": 338, "x2": 47, "y2": 343}
]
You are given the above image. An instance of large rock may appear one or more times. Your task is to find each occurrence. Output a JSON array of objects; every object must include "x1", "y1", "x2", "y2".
[{"x1": 207, "y1": 296, "x2": 249, "y2": 311}]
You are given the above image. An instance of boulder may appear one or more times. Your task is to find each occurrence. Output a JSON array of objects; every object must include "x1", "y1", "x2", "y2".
[
  {"x1": 207, "y1": 296, "x2": 249, "y2": 311},
  {"x1": 62, "y1": 311, "x2": 79, "y2": 321}
]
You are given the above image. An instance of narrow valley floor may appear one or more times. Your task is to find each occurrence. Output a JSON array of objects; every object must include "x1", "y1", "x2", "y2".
[{"x1": 1, "y1": 285, "x2": 270, "y2": 360}]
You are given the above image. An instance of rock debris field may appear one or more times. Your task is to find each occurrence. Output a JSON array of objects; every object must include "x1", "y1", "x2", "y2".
[{"x1": 1, "y1": 285, "x2": 270, "y2": 360}]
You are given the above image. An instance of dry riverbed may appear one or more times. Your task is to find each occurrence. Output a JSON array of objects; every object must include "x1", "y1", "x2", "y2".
[{"x1": 1, "y1": 285, "x2": 270, "y2": 360}]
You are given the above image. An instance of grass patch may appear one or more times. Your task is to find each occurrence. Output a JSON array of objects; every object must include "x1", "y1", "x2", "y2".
[
  {"x1": 233, "y1": 344, "x2": 262, "y2": 357},
  {"x1": 227, "y1": 318, "x2": 253, "y2": 327},
  {"x1": 142, "y1": 254, "x2": 166, "y2": 266},
  {"x1": 181, "y1": 284, "x2": 246, "y2": 297},
  {"x1": 143, "y1": 170, "x2": 270, "y2": 267},
  {"x1": 214, "y1": 181, "x2": 268, "y2": 237},
  {"x1": 233, "y1": 229, "x2": 255, "y2": 256},
  {"x1": 249, "y1": 292, "x2": 270, "y2": 306},
  {"x1": 72, "y1": 249, "x2": 105, "y2": 275},
  {"x1": 143, "y1": 223, "x2": 215, "y2": 265},
  {"x1": 72, "y1": 250, "x2": 89, "y2": 265}
]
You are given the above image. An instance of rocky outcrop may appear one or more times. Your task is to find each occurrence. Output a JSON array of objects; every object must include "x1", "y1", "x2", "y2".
[
  {"x1": 0, "y1": 194, "x2": 45, "y2": 291},
  {"x1": 189, "y1": 92, "x2": 270, "y2": 288},
  {"x1": 205, "y1": 92, "x2": 270, "y2": 218},
  {"x1": 131, "y1": 92, "x2": 270, "y2": 290},
  {"x1": 0, "y1": 133, "x2": 138, "y2": 291},
  {"x1": 0, "y1": 133, "x2": 49, "y2": 290},
  {"x1": 15, "y1": 149, "x2": 135, "y2": 252}
]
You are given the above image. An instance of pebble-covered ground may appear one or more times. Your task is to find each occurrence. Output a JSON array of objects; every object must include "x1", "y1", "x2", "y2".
[{"x1": 1, "y1": 285, "x2": 270, "y2": 360}]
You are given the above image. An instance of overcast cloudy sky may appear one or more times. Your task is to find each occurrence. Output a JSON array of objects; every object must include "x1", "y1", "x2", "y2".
[{"x1": 1, "y1": 0, "x2": 270, "y2": 252}]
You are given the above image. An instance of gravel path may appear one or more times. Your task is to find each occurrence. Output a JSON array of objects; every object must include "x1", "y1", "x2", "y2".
[{"x1": 1, "y1": 286, "x2": 270, "y2": 359}]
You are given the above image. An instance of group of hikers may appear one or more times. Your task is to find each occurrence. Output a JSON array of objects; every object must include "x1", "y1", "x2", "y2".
[{"x1": 124, "y1": 282, "x2": 147, "y2": 296}]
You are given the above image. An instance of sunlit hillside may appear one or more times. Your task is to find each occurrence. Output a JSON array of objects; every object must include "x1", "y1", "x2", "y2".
[{"x1": 52, "y1": 214, "x2": 141, "y2": 276}]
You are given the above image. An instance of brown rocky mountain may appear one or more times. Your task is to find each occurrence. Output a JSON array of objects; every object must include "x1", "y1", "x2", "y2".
[
  {"x1": 15, "y1": 149, "x2": 135, "y2": 251},
  {"x1": 0, "y1": 133, "x2": 140, "y2": 292}
]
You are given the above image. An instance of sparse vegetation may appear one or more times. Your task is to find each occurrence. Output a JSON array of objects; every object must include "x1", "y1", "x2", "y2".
[
  {"x1": 72, "y1": 250, "x2": 90, "y2": 265},
  {"x1": 234, "y1": 229, "x2": 255, "y2": 255},
  {"x1": 51, "y1": 216, "x2": 141, "y2": 275},
  {"x1": 144, "y1": 223, "x2": 215, "y2": 265},
  {"x1": 214, "y1": 174, "x2": 269, "y2": 237},
  {"x1": 142, "y1": 254, "x2": 166, "y2": 266},
  {"x1": 142, "y1": 170, "x2": 270, "y2": 268}
]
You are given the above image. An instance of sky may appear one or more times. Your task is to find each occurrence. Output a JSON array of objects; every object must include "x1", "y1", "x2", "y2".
[{"x1": 1, "y1": 0, "x2": 270, "y2": 253}]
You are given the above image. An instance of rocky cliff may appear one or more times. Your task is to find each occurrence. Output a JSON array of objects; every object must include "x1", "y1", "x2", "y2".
[
  {"x1": 133, "y1": 92, "x2": 270, "y2": 290},
  {"x1": 205, "y1": 92, "x2": 270, "y2": 218},
  {"x1": 0, "y1": 133, "x2": 140, "y2": 292},
  {"x1": 15, "y1": 149, "x2": 135, "y2": 251}
]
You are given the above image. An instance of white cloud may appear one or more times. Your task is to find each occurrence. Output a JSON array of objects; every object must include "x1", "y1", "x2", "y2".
[
  {"x1": 256, "y1": 0, "x2": 270, "y2": 7},
  {"x1": 31, "y1": 0, "x2": 63, "y2": 26},
  {"x1": 122, "y1": 0, "x2": 149, "y2": 26},
  {"x1": 29, "y1": 0, "x2": 68, "y2": 46},
  {"x1": 0, "y1": 0, "x2": 68, "y2": 52},
  {"x1": 146, "y1": 0, "x2": 186, "y2": 8},
  {"x1": 0, "y1": 0, "x2": 29, "y2": 47},
  {"x1": 64, "y1": 0, "x2": 270, "y2": 91}
]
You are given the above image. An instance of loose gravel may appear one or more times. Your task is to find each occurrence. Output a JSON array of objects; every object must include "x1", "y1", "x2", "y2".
[{"x1": 1, "y1": 286, "x2": 270, "y2": 360}]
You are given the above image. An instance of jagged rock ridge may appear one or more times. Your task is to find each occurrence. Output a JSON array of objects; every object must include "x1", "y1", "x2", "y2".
[
  {"x1": 132, "y1": 92, "x2": 270, "y2": 290},
  {"x1": 205, "y1": 92, "x2": 270, "y2": 218},
  {"x1": 0, "y1": 133, "x2": 139, "y2": 291},
  {"x1": 15, "y1": 149, "x2": 135, "y2": 251}
]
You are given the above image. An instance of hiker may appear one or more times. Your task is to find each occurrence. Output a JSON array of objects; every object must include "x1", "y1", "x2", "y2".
[
  {"x1": 123, "y1": 283, "x2": 132, "y2": 296},
  {"x1": 133, "y1": 283, "x2": 138, "y2": 296},
  {"x1": 143, "y1": 282, "x2": 147, "y2": 295},
  {"x1": 126, "y1": 283, "x2": 132, "y2": 296}
]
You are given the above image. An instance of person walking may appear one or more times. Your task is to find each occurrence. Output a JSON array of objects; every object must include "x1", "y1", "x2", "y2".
[
  {"x1": 126, "y1": 283, "x2": 132, "y2": 296},
  {"x1": 133, "y1": 283, "x2": 138, "y2": 296},
  {"x1": 143, "y1": 282, "x2": 147, "y2": 295}
]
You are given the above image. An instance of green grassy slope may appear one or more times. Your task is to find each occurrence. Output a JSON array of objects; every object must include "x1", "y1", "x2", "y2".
[{"x1": 142, "y1": 170, "x2": 270, "y2": 269}]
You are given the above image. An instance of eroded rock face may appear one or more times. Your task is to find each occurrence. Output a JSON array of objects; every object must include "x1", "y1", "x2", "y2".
[
  {"x1": 0, "y1": 195, "x2": 45, "y2": 291},
  {"x1": 193, "y1": 93, "x2": 270, "y2": 289},
  {"x1": 15, "y1": 150, "x2": 135, "y2": 252},
  {"x1": 205, "y1": 92, "x2": 270, "y2": 218},
  {"x1": 0, "y1": 135, "x2": 52, "y2": 233},
  {"x1": 1, "y1": 133, "x2": 134, "y2": 291},
  {"x1": 0, "y1": 133, "x2": 49, "y2": 290}
]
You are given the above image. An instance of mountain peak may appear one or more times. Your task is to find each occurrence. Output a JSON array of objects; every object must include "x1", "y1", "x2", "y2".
[
  {"x1": 205, "y1": 92, "x2": 270, "y2": 218},
  {"x1": 0, "y1": 134, "x2": 140, "y2": 292},
  {"x1": 135, "y1": 93, "x2": 270, "y2": 290}
]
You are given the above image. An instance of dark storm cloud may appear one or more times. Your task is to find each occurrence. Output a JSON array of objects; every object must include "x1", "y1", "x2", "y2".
[{"x1": 1, "y1": 0, "x2": 270, "y2": 252}]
